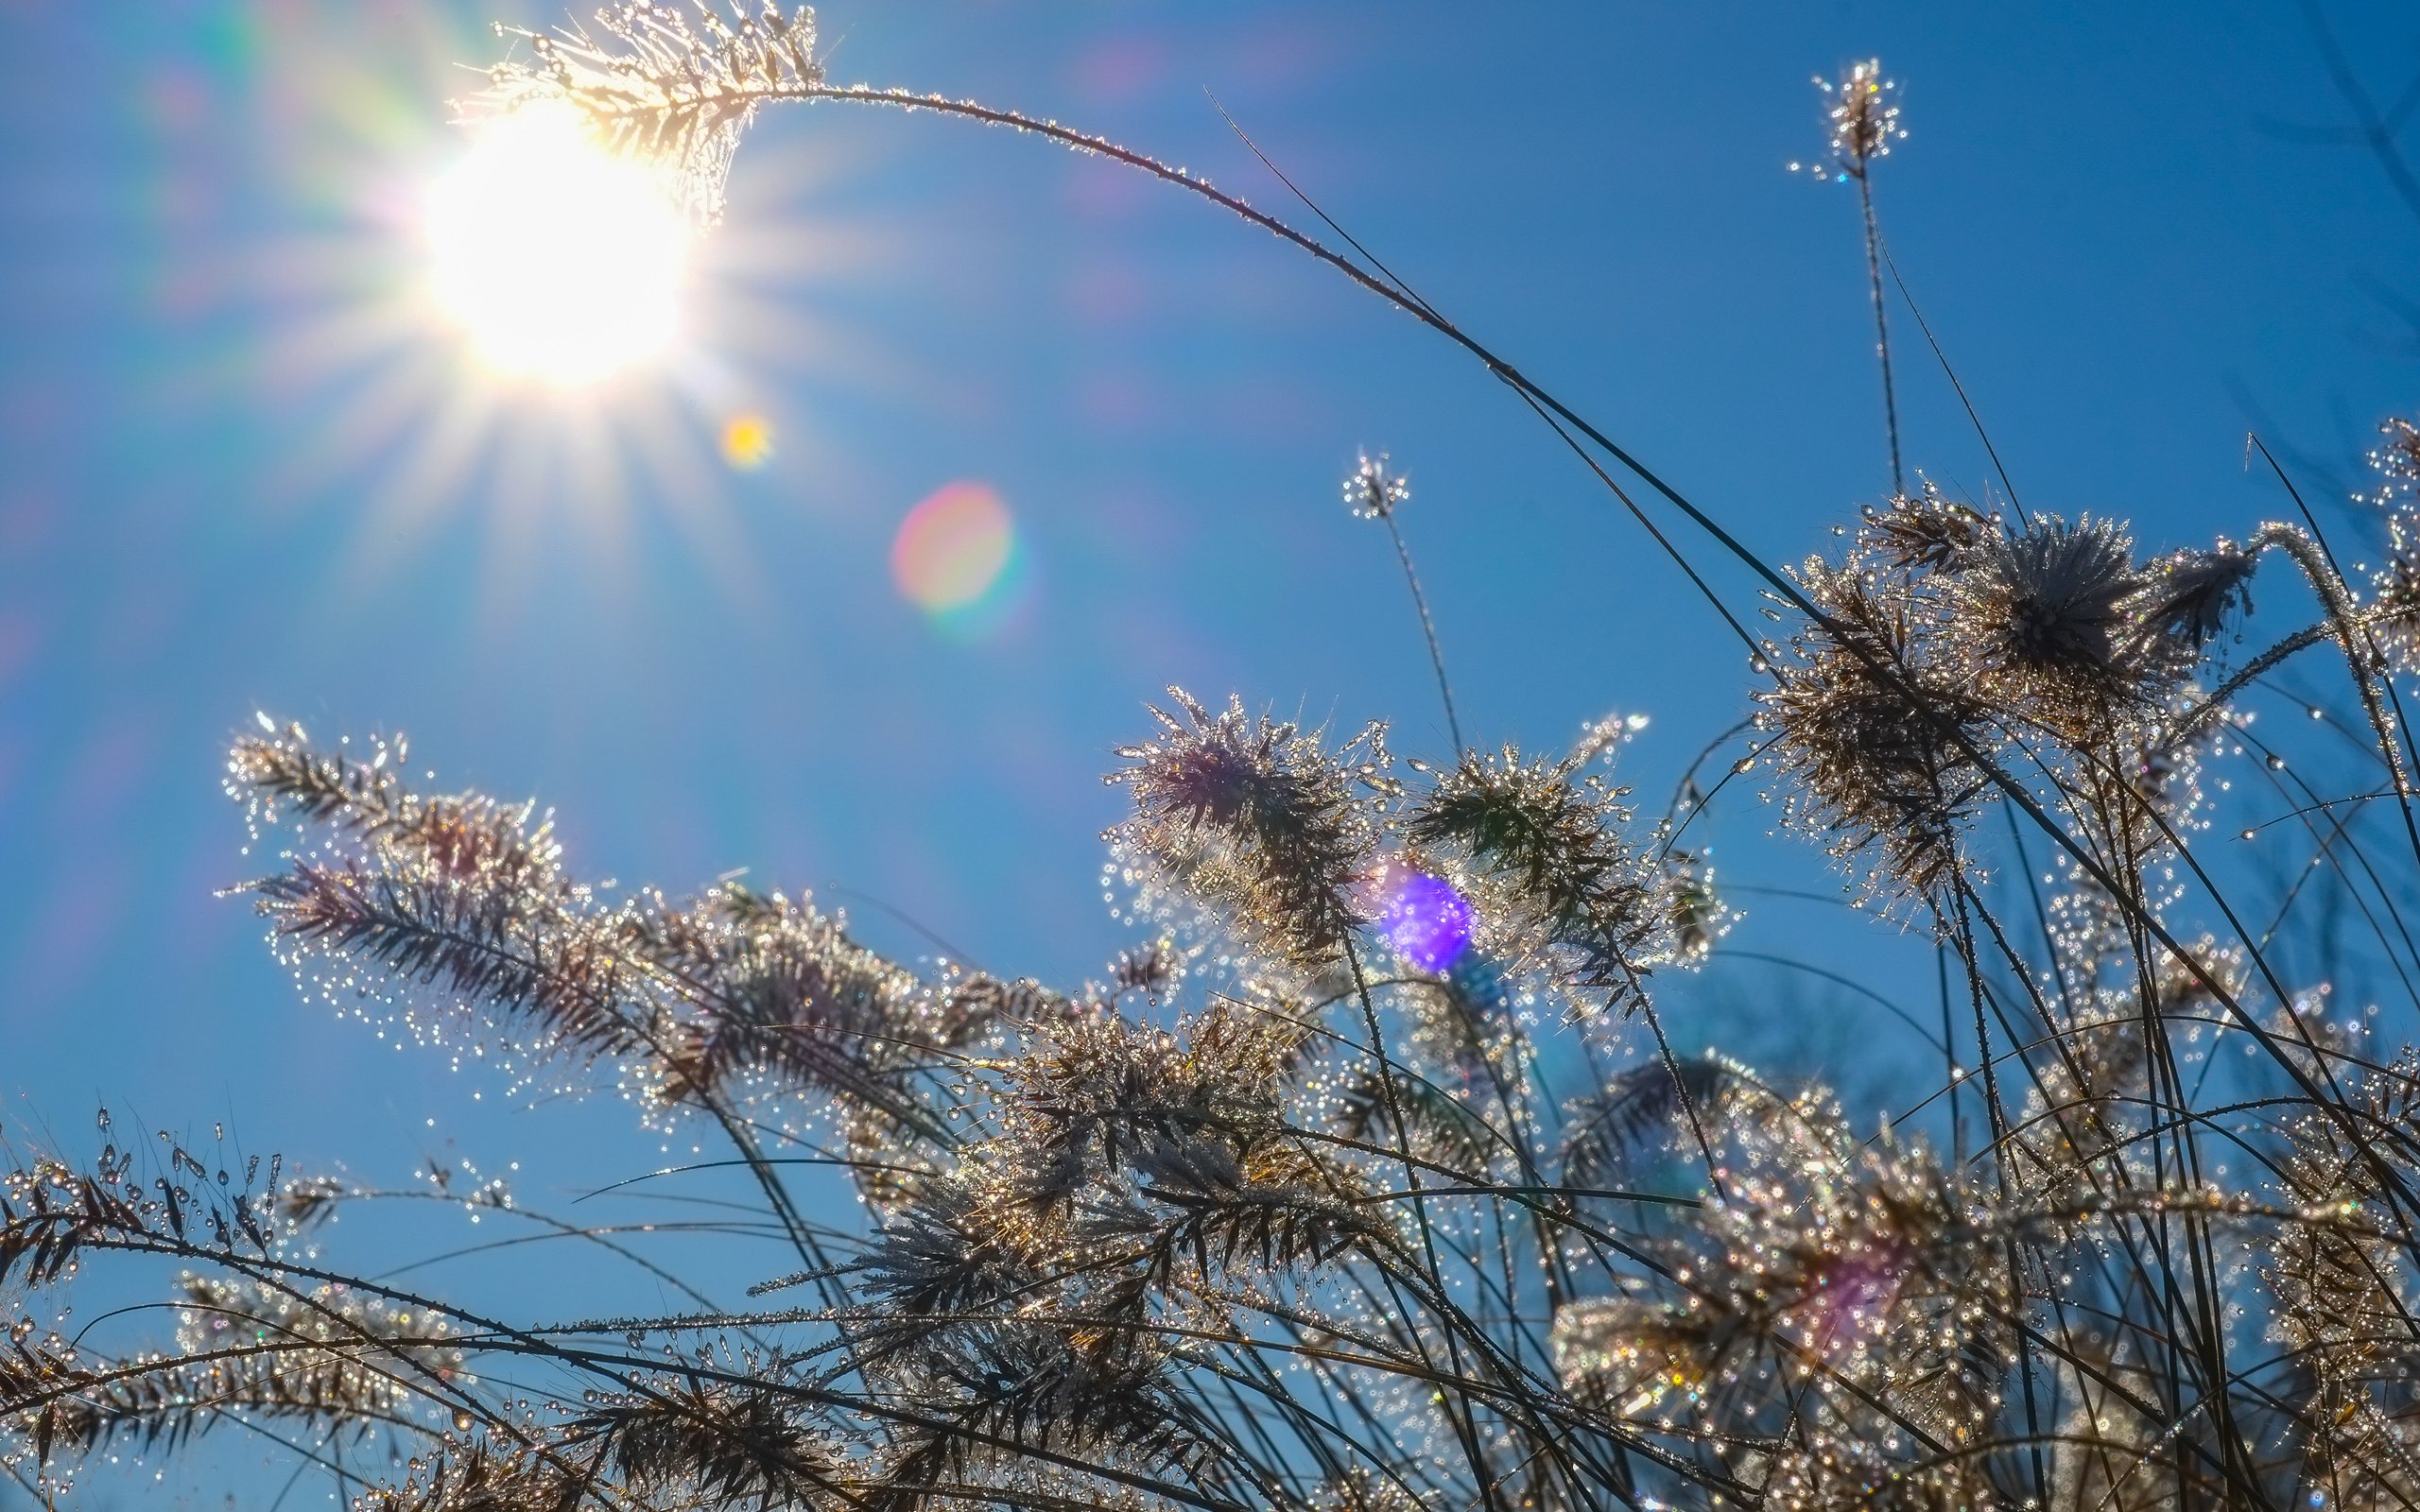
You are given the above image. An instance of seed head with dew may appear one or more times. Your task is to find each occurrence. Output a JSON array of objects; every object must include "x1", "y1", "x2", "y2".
[
  {"x1": 1106, "y1": 688, "x2": 1393, "y2": 976},
  {"x1": 1793, "y1": 57, "x2": 1907, "y2": 182},
  {"x1": 2131, "y1": 536, "x2": 2257, "y2": 664},
  {"x1": 2369, "y1": 507, "x2": 2420, "y2": 677},
  {"x1": 1858, "y1": 483, "x2": 1988, "y2": 573},
  {"x1": 1942, "y1": 511, "x2": 2159, "y2": 740},
  {"x1": 1801, "y1": 59, "x2": 1911, "y2": 491},
  {"x1": 1405, "y1": 744, "x2": 1691, "y2": 1020},
  {"x1": 2367, "y1": 412, "x2": 2420, "y2": 509},
  {"x1": 480, "y1": 2, "x2": 825, "y2": 226},
  {"x1": 1755, "y1": 555, "x2": 1996, "y2": 908},
  {"x1": 1342, "y1": 452, "x2": 1410, "y2": 522}
]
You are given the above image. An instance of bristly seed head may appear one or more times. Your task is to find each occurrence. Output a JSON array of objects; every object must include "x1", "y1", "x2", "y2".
[
  {"x1": 2369, "y1": 507, "x2": 2420, "y2": 677},
  {"x1": 2131, "y1": 540, "x2": 2256, "y2": 662},
  {"x1": 1108, "y1": 688, "x2": 1392, "y2": 972},
  {"x1": 479, "y1": 2, "x2": 825, "y2": 225},
  {"x1": 1757, "y1": 558, "x2": 1996, "y2": 906},
  {"x1": 1792, "y1": 58, "x2": 1905, "y2": 180},
  {"x1": 1945, "y1": 513, "x2": 2161, "y2": 739},
  {"x1": 1859, "y1": 485, "x2": 1987, "y2": 573},
  {"x1": 1961, "y1": 514, "x2": 2137, "y2": 674},
  {"x1": 1343, "y1": 453, "x2": 1410, "y2": 522},
  {"x1": 2366, "y1": 412, "x2": 2420, "y2": 508},
  {"x1": 1406, "y1": 745, "x2": 1685, "y2": 1017}
]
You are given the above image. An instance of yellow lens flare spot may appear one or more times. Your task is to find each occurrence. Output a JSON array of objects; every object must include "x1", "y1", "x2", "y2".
[
  {"x1": 721, "y1": 412, "x2": 775, "y2": 470},
  {"x1": 427, "y1": 103, "x2": 689, "y2": 386}
]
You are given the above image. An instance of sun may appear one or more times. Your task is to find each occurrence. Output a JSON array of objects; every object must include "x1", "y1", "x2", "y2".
[
  {"x1": 233, "y1": 4, "x2": 892, "y2": 620},
  {"x1": 427, "y1": 103, "x2": 690, "y2": 385}
]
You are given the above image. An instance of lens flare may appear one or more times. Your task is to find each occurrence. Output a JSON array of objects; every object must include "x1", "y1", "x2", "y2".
[
  {"x1": 721, "y1": 412, "x2": 775, "y2": 470},
  {"x1": 1377, "y1": 869, "x2": 1475, "y2": 971},
  {"x1": 427, "y1": 103, "x2": 688, "y2": 385},
  {"x1": 891, "y1": 481, "x2": 1024, "y2": 637}
]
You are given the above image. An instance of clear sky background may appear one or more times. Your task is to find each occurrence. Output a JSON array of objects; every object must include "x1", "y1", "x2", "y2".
[{"x1": 5, "y1": 6, "x2": 2420, "y2": 1495}]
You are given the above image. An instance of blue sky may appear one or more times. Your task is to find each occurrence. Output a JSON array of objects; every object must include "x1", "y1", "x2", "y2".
[{"x1": 4, "y1": 2, "x2": 2420, "y2": 1460}]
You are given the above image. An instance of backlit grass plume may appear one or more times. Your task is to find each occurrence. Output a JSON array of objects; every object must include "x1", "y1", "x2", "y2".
[
  {"x1": 485, "y1": 1, "x2": 824, "y2": 223},
  {"x1": 19, "y1": 9, "x2": 2420, "y2": 1512},
  {"x1": 1795, "y1": 59, "x2": 1911, "y2": 493}
]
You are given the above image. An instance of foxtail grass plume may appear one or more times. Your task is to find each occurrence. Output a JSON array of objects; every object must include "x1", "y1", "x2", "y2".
[
  {"x1": 25, "y1": 516, "x2": 2420, "y2": 1509},
  {"x1": 1108, "y1": 689, "x2": 1392, "y2": 973},
  {"x1": 1756, "y1": 551, "x2": 1996, "y2": 906},
  {"x1": 1945, "y1": 512, "x2": 2153, "y2": 740},
  {"x1": 2370, "y1": 508, "x2": 2420, "y2": 675},
  {"x1": 2367, "y1": 413, "x2": 2420, "y2": 507},
  {"x1": 482, "y1": 3, "x2": 824, "y2": 224},
  {"x1": 1794, "y1": 58, "x2": 1907, "y2": 183},
  {"x1": 1407, "y1": 745, "x2": 1686, "y2": 1019},
  {"x1": 1342, "y1": 452, "x2": 1410, "y2": 521},
  {"x1": 1797, "y1": 60, "x2": 1910, "y2": 495}
]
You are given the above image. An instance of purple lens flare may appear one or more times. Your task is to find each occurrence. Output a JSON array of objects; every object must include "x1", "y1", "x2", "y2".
[{"x1": 1379, "y1": 869, "x2": 1474, "y2": 971}]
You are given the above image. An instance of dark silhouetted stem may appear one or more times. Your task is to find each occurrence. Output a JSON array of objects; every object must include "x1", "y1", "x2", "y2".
[
  {"x1": 1380, "y1": 513, "x2": 1463, "y2": 757},
  {"x1": 1856, "y1": 169, "x2": 1905, "y2": 496}
]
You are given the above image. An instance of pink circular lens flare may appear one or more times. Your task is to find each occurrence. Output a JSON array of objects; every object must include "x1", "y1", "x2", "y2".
[{"x1": 891, "y1": 481, "x2": 1026, "y2": 639}]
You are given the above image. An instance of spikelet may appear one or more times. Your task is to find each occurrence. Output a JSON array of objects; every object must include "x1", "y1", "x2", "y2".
[
  {"x1": 2, "y1": 1276, "x2": 467, "y2": 1468},
  {"x1": 1108, "y1": 688, "x2": 1392, "y2": 974},
  {"x1": 1941, "y1": 513, "x2": 2164, "y2": 742},
  {"x1": 2132, "y1": 539, "x2": 2256, "y2": 662},
  {"x1": 1406, "y1": 745, "x2": 1681, "y2": 1018},
  {"x1": 2368, "y1": 413, "x2": 2420, "y2": 508},
  {"x1": 1792, "y1": 58, "x2": 1907, "y2": 182},
  {"x1": 482, "y1": 2, "x2": 824, "y2": 223},
  {"x1": 1757, "y1": 556, "x2": 1995, "y2": 905},
  {"x1": 562, "y1": 1375, "x2": 853, "y2": 1507},
  {"x1": 1858, "y1": 486, "x2": 1987, "y2": 573},
  {"x1": 1342, "y1": 453, "x2": 1410, "y2": 521},
  {"x1": 2368, "y1": 507, "x2": 2420, "y2": 677},
  {"x1": 357, "y1": 1444, "x2": 574, "y2": 1512},
  {"x1": 1559, "y1": 1056, "x2": 1742, "y2": 1190}
]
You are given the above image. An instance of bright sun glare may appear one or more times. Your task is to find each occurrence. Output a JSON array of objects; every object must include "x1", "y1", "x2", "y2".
[{"x1": 428, "y1": 104, "x2": 689, "y2": 386}]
